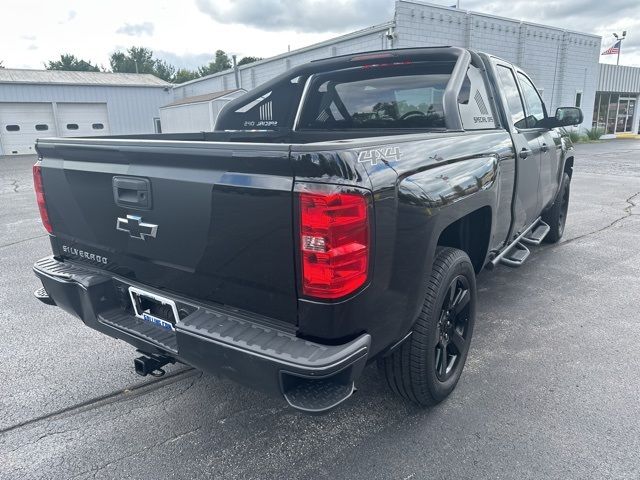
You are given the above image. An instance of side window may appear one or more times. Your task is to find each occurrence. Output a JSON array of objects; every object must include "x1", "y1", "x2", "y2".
[
  {"x1": 458, "y1": 64, "x2": 497, "y2": 130},
  {"x1": 495, "y1": 65, "x2": 527, "y2": 129},
  {"x1": 517, "y1": 72, "x2": 546, "y2": 128},
  {"x1": 216, "y1": 74, "x2": 307, "y2": 131}
]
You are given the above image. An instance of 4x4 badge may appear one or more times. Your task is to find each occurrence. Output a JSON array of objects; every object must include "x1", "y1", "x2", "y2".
[
  {"x1": 116, "y1": 215, "x2": 158, "y2": 240},
  {"x1": 357, "y1": 146, "x2": 402, "y2": 166}
]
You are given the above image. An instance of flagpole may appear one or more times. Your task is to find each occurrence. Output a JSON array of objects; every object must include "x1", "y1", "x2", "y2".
[
  {"x1": 612, "y1": 31, "x2": 627, "y2": 66},
  {"x1": 617, "y1": 44, "x2": 621, "y2": 66}
]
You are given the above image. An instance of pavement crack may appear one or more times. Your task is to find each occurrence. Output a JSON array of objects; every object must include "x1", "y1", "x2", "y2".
[
  {"x1": 77, "y1": 425, "x2": 203, "y2": 479},
  {"x1": 0, "y1": 234, "x2": 48, "y2": 249},
  {"x1": 557, "y1": 191, "x2": 639, "y2": 247},
  {"x1": 0, "y1": 368, "x2": 196, "y2": 436},
  {"x1": 2, "y1": 426, "x2": 83, "y2": 456}
]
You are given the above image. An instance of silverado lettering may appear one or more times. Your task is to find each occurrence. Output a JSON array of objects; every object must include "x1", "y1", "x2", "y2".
[{"x1": 61, "y1": 245, "x2": 108, "y2": 264}]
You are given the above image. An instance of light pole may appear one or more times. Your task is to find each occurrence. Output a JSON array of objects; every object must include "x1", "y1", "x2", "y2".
[{"x1": 612, "y1": 31, "x2": 627, "y2": 66}]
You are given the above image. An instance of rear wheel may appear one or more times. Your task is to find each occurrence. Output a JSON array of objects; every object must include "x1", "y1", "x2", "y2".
[
  {"x1": 542, "y1": 172, "x2": 571, "y2": 243},
  {"x1": 380, "y1": 247, "x2": 476, "y2": 406}
]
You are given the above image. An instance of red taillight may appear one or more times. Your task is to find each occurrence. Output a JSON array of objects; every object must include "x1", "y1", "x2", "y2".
[
  {"x1": 33, "y1": 164, "x2": 53, "y2": 234},
  {"x1": 298, "y1": 188, "x2": 370, "y2": 299}
]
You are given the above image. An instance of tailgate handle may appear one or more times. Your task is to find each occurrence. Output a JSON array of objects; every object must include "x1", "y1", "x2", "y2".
[{"x1": 113, "y1": 176, "x2": 152, "y2": 210}]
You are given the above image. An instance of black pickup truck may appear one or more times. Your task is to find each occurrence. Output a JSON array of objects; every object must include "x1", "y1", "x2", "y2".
[{"x1": 32, "y1": 47, "x2": 582, "y2": 413}]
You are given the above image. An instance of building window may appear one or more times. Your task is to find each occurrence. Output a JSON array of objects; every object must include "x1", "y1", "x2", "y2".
[
  {"x1": 5, "y1": 124, "x2": 20, "y2": 132},
  {"x1": 153, "y1": 117, "x2": 162, "y2": 133},
  {"x1": 66, "y1": 123, "x2": 79, "y2": 130},
  {"x1": 607, "y1": 93, "x2": 619, "y2": 134},
  {"x1": 35, "y1": 124, "x2": 49, "y2": 131},
  {"x1": 92, "y1": 123, "x2": 104, "y2": 130},
  {"x1": 592, "y1": 92, "x2": 637, "y2": 134},
  {"x1": 575, "y1": 91, "x2": 582, "y2": 108}
]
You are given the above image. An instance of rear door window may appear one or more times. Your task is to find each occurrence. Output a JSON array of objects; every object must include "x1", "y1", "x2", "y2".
[
  {"x1": 298, "y1": 62, "x2": 454, "y2": 130},
  {"x1": 517, "y1": 72, "x2": 546, "y2": 128},
  {"x1": 495, "y1": 65, "x2": 527, "y2": 129}
]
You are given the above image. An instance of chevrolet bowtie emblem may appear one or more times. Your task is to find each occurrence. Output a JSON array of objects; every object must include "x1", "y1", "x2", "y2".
[{"x1": 116, "y1": 215, "x2": 158, "y2": 240}]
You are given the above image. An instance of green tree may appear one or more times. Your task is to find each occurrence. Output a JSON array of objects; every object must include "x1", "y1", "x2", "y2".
[
  {"x1": 197, "y1": 50, "x2": 231, "y2": 76},
  {"x1": 153, "y1": 59, "x2": 176, "y2": 82},
  {"x1": 174, "y1": 68, "x2": 200, "y2": 84},
  {"x1": 110, "y1": 47, "x2": 156, "y2": 74},
  {"x1": 237, "y1": 56, "x2": 262, "y2": 66},
  {"x1": 46, "y1": 54, "x2": 100, "y2": 72}
]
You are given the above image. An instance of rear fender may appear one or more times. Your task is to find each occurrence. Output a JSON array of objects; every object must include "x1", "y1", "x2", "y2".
[{"x1": 394, "y1": 155, "x2": 498, "y2": 330}]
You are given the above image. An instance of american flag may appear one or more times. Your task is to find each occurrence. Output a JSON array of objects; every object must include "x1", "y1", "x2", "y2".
[{"x1": 601, "y1": 40, "x2": 621, "y2": 55}]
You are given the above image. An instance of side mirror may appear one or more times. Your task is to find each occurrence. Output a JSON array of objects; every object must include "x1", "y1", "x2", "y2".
[{"x1": 549, "y1": 107, "x2": 583, "y2": 128}]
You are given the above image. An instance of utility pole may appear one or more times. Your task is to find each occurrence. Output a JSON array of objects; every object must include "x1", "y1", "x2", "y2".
[
  {"x1": 612, "y1": 31, "x2": 627, "y2": 66},
  {"x1": 232, "y1": 54, "x2": 240, "y2": 89}
]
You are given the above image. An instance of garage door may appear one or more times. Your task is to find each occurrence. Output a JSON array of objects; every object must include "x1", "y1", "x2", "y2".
[
  {"x1": 57, "y1": 103, "x2": 111, "y2": 137},
  {"x1": 0, "y1": 103, "x2": 57, "y2": 155}
]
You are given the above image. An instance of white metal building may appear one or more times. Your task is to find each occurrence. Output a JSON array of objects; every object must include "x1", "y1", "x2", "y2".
[
  {"x1": 159, "y1": 89, "x2": 245, "y2": 133},
  {"x1": 173, "y1": 0, "x2": 603, "y2": 129},
  {"x1": 171, "y1": 0, "x2": 640, "y2": 134},
  {"x1": 0, "y1": 69, "x2": 172, "y2": 155},
  {"x1": 593, "y1": 64, "x2": 640, "y2": 135}
]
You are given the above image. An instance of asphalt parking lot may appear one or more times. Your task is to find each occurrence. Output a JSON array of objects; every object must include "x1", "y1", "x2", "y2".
[{"x1": 1, "y1": 140, "x2": 639, "y2": 479}]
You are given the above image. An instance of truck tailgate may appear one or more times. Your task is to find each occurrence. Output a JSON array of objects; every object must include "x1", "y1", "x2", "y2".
[{"x1": 36, "y1": 139, "x2": 298, "y2": 324}]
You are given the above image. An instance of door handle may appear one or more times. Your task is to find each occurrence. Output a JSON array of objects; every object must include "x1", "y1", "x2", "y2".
[
  {"x1": 519, "y1": 148, "x2": 532, "y2": 159},
  {"x1": 113, "y1": 176, "x2": 152, "y2": 209},
  {"x1": 541, "y1": 143, "x2": 549, "y2": 153}
]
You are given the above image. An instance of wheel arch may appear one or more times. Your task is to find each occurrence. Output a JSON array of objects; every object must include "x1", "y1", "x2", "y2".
[
  {"x1": 564, "y1": 155, "x2": 574, "y2": 178},
  {"x1": 436, "y1": 205, "x2": 493, "y2": 273}
]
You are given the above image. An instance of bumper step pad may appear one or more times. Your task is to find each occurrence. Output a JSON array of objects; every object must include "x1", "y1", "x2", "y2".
[
  {"x1": 99, "y1": 308, "x2": 178, "y2": 353},
  {"x1": 180, "y1": 309, "x2": 366, "y2": 368},
  {"x1": 281, "y1": 375, "x2": 355, "y2": 413},
  {"x1": 34, "y1": 286, "x2": 56, "y2": 306}
]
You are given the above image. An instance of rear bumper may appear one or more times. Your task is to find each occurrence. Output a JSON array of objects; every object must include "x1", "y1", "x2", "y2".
[{"x1": 33, "y1": 256, "x2": 370, "y2": 413}]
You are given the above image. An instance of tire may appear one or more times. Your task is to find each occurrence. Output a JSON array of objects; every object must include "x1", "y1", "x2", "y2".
[
  {"x1": 542, "y1": 172, "x2": 571, "y2": 243},
  {"x1": 380, "y1": 247, "x2": 476, "y2": 406}
]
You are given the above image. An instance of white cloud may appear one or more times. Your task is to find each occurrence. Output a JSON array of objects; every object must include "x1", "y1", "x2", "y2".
[
  {"x1": 0, "y1": 0, "x2": 638, "y2": 71},
  {"x1": 195, "y1": 0, "x2": 393, "y2": 32},
  {"x1": 116, "y1": 22, "x2": 155, "y2": 37}
]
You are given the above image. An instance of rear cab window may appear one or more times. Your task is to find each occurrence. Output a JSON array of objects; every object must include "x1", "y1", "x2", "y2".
[
  {"x1": 297, "y1": 62, "x2": 454, "y2": 130},
  {"x1": 458, "y1": 64, "x2": 498, "y2": 130},
  {"x1": 215, "y1": 75, "x2": 308, "y2": 131}
]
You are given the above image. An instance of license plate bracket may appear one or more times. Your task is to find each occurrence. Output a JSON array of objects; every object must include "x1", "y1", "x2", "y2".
[{"x1": 128, "y1": 286, "x2": 179, "y2": 331}]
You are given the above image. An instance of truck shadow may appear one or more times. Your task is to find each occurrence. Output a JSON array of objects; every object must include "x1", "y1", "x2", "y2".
[{"x1": 112, "y1": 267, "x2": 521, "y2": 477}]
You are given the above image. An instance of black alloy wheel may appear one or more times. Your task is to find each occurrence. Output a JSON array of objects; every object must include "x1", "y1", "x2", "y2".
[
  {"x1": 435, "y1": 275, "x2": 471, "y2": 381},
  {"x1": 543, "y1": 172, "x2": 571, "y2": 243},
  {"x1": 380, "y1": 247, "x2": 476, "y2": 406}
]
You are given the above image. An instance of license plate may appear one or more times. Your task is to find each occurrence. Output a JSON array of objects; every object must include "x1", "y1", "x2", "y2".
[{"x1": 128, "y1": 286, "x2": 179, "y2": 331}]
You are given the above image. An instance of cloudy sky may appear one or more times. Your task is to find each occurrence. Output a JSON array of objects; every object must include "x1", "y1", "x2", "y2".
[{"x1": 3, "y1": 0, "x2": 639, "y2": 70}]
